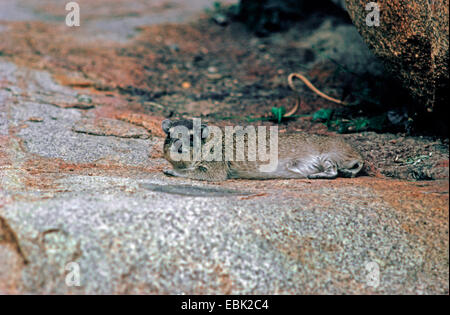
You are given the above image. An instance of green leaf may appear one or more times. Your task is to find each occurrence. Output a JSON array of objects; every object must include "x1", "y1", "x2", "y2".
[
  {"x1": 312, "y1": 108, "x2": 333, "y2": 122},
  {"x1": 271, "y1": 106, "x2": 286, "y2": 123},
  {"x1": 327, "y1": 115, "x2": 387, "y2": 133}
]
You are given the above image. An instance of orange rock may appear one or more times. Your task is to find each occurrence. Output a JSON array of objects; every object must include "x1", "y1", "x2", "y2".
[{"x1": 115, "y1": 112, "x2": 166, "y2": 137}]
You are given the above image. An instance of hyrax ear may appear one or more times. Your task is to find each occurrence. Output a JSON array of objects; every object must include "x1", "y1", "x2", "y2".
[
  {"x1": 201, "y1": 124, "x2": 209, "y2": 139},
  {"x1": 162, "y1": 119, "x2": 172, "y2": 134}
]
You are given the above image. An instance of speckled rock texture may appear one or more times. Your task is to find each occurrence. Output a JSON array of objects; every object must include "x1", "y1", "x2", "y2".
[
  {"x1": 345, "y1": 0, "x2": 449, "y2": 129},
  {"x1": 0, "y1": 61, "x2": 448, "y2": 294}
]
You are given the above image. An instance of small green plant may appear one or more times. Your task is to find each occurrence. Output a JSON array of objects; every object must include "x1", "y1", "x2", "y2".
[
  {"x1": 271, "y1": 106, "x2": 286, "y2": 123},
  {"x1": 311, "y1": 108, "x2": 387, "y2": 133},
  {"x1": 312, "y1": 108, "x2": 333, "y2": 121},
  {"x1": 205, "y1": 1, "x2": 227, "y2": 14},
  {"x1": 329, "y1": 115, "x2": 386, "y2": 133}
]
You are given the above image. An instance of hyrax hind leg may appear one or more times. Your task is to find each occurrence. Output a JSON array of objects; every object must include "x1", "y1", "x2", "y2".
[
  {"x1": 307, "y1": 159, "x2": 338, "y2": 179},
  {"x1": 285, "y1": 158, "x2": 338, "y2": 179},
  {"x1": 286, "y1": 157, "x2": 338, "y2": 179}
]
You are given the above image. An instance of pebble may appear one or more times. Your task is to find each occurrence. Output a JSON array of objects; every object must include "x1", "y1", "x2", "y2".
[{"x1": 207, "y1": 66, "x2": 218, "y2": 73}]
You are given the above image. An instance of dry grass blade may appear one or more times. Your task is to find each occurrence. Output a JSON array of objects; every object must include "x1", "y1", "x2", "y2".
[{"x1": 288, "y1": 72, "x2": 348, "y2": 107}]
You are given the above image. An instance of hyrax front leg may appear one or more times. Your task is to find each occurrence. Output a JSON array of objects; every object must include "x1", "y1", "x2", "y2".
[{"x1": 164, "y1": 164, "x2": 228, "y2": 181}]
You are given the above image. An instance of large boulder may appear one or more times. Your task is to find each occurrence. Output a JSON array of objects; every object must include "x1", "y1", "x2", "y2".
[{"x1": 345, "y1": 0, "x2": 449, "y2": 129}]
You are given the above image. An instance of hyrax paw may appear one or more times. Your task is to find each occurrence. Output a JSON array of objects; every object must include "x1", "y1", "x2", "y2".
[{"x1": 163, "y1": 169, "x2": 177, "y2": 177}]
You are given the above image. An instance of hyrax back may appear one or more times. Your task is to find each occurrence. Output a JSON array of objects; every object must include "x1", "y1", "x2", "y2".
[{"x1": 162, "y1": 119, "x2": 364, "y2": 181}]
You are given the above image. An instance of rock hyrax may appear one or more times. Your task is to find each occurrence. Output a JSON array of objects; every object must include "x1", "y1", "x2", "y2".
[{"x1": 162, "y1": 119, "x2": 364, "y2": 181}]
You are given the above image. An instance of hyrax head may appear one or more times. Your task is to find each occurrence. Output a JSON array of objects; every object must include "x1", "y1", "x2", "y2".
[{"x1": 161, "y1": 119, "x2": 209, "y2": 169}]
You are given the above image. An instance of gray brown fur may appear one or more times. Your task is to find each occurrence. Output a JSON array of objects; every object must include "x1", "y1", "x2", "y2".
[{"x1": 162, "y1": 119, "x2": 364, "y2": 181}]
